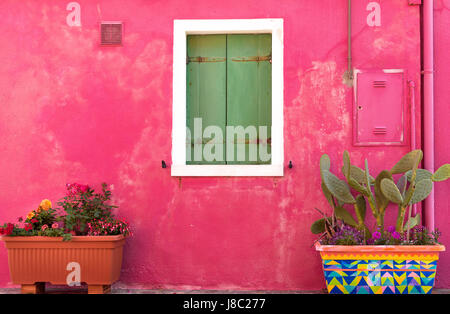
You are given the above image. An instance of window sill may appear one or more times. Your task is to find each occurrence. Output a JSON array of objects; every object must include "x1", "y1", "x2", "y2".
[{"x1": 171, "y1": 164, "x2": 284, "y2": 177}]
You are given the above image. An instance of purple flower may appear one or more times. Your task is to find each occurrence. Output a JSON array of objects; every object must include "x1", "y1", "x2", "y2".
[
  {"x1": 392, "y1": 231, "x2": 401, "y2": 240},
  {"x1": 372, "y1": 231, "x2": 381, "y2": 240},
  {"x1": 322, "y1": 224, "x2": 364, "y2": 245},
  {"x1": 387, "y1": 226, "x2": 396, "y2": 233}
]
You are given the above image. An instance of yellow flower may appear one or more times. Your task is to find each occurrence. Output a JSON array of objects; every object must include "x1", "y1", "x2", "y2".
[
  {"x1": 39, "y1": 199, "x2": 52, "y2": 211},
  {"x1": 27, "y1": 211, "x2": 35, "y2": 220}
]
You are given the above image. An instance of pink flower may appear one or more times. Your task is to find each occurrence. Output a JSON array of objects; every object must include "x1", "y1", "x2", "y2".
[
  {"x1": 51, "y1": 223, "x2": 59, "y2": 229},
  {"x1": 372, "y1": 231, "x2": 381, "y2": 240},
  {"x1": 79, "y1": 184, "x2": 89, "y2": 193},
  {"x1": 392, "y1": 231, "x2": 401, "y2": 240},
  {"x1": 66, "y1": 183, "x2": 89, "y2": 197},
  {"x1": 41, "y1": 224, "x2": 48, "y2": 231}
]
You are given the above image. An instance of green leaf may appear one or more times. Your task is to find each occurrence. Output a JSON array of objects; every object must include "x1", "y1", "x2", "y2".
[
  {"x1": 374, "y1": 170, "x2": 393, "y2": 213},
  {"x1": 396, "y1": 174, "x2": 408, "y2": 196},
  {"x1": 364, "y1": 159, "x2": 371, "y2": 188},
  {"x1": 321, "y1": 182, "x2": 335, "y2": 209},
  {"x1": 354, "y1": 194, "x2": 367, "y2": 224},
  {"x1": 343, "y1": 150, "x2": 351, "y2": 179},
  {"x1": 432, "y1": 164, "x2": 450, "y2": 182},
  {"x1": 322, "y1": 170, "x2": 356, "y2": 204},
  {"x1": 350, "y1": 165, "x2": 374, "y2": 185},
  {"x1": 405, "y1": 169, "x2": 432, "y2": 183},
  {"x1": 348, "y1": 177, "x2": 369, "y2": 196},
  {"x1": 390, "y1": 150, "x2": 423, "y2": 174},
  {"x1": 403, "y1": 214, "x2": 421, "y2": 232},
  {"x1": 320, "y1": 154, "x2": 331, "y2": 173},
  {"x1": 409, "y1": 179, "x2": 433, "y2": 205},
  {"x1": 311, "y1": 217, "x2": 330, "y2": 234},
  {"x1": 334, "y1": 206, "x2": 358, "y2": 227},
  {"x1": 380, "y1": 178, "x2": 404, "y2": 204},
  {"x1": 62, "y1": 233, "x2": 73, "y2": 242}
]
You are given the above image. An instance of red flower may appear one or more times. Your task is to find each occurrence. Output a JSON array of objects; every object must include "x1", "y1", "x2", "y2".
[
  {"x1": 5, "y1": 223, "x2": 14, "y2": 235},
  {"x1": 24, "y1": 223, "x2": 33, "y2": 232},
  {"x1": 31, "y1": 218, "x2": 38, "y2": 224},
  {"x1": 0, "y1": 228, "x2": 4, "y2": 235}
]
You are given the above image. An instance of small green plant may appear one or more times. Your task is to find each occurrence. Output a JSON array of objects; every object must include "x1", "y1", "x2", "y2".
[
  {"x1": 311, "y1": 149, "x2": 450, "y2": 244},
  {"x1": 403, "y1": 226, "x2": 441, "y2": 245},
  {"x1": 1, "y1": 183, "x2": 131, "y2": 241},
  {"x1": 58, "y1": 183, "x2": 117, "y2": 235},
  {"x1": 0, "y1": 199, "x2": 73, "y2": 241}
]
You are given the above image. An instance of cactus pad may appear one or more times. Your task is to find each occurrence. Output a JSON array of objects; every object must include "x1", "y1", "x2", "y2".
[{"x1": 380, "y1": 178, "x2": 404, "y2": 204}]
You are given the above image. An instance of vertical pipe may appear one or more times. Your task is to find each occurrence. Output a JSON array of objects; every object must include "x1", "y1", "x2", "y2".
[
  {"x1": 423, "y1": 0, "x2": 434, "y2": 230},
  {"x1": 409, "y1": 80, "x2": 418, "y2": 216},
  {"x1": 347, "y1": 0, "x2": 353, "y2": 79}
]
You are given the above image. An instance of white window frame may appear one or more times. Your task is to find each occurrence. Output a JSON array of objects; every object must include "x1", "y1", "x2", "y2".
[{"x1": 171, "y1": 19, "x2": 284, "y2": 177}]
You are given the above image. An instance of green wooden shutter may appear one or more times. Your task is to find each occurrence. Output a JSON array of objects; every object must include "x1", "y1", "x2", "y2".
[
  {"x1": 226, "y1": 34, "x2": 272, "y2": 164},
  {"x1": 186, "y1": 34, "x2": 272, "y2": 165},
  {"x1": 186, "y1": 35, "x2": 227, "y2": 164}
]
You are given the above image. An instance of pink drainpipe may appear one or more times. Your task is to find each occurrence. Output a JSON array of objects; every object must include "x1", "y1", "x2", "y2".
[
  {"x1": 409, "y1": 80, "x2": 417, "y2": 216},
  {"x1": 423, "y1": 0, "x2": 434, "y2": 230}
]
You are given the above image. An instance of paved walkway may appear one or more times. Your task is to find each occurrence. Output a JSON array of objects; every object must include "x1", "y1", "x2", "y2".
[{"x1": 0, "y1": 287, "x2": 449, "y2": 294}]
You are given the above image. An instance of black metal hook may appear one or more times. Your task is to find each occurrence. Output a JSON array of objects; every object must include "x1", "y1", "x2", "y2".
[
  {"x1": 288, "y1": 161, "x2": 293, "y2": 169},
  {"x1": 162, "y1": 160, "x2": 167, "y2": 169}
]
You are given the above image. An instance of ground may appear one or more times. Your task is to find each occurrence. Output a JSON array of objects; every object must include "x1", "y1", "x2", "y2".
[{"x1": 0, "y1": 287, "x2": 449, "y2": 294}]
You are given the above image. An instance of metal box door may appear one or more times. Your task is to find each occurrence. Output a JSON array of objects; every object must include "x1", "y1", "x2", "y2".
[{"x1": 353, "y1": 70, "x2": 405, "y2": 146}]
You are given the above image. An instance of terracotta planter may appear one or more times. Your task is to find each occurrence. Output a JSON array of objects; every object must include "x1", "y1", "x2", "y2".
[
  {"x1": 1, "y1": 235, "x2": 126, "y2": 294},
  {"x1": 315, "y1": 242, "x2": 445, "y2": 294}
]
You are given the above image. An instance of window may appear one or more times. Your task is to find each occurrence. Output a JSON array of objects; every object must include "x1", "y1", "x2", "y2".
[
  {"x1": 187, "y1": 33, "x2": 272, "y2": 165},
  {"x1": 172, "y1": 19, "x2": 283, "y2": 176}
]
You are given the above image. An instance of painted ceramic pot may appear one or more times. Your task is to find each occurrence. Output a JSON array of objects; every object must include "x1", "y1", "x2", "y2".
[
  {"x1": 315, "y1": 243, "x2": 445, "y2": 294},
  {"x1": 1, "y1": 235, "x2": 125, "y2": 294}
]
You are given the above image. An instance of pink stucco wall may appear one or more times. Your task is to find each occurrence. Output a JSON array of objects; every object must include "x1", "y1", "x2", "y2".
[
  {"x1": 434, "y1": 0, "x2": 450, "y2": 289},
  {"x1": 0, "y1": 0, "x2": 447, "y2": 290}
]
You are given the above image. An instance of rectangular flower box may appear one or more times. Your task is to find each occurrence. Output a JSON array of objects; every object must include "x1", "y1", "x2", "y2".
[
  {"x1": 315, "y1": 242, "x2": 445, "y2": 294},
  {"x1": 1, "y1": 235, "x2": 125, "y2": 294}
]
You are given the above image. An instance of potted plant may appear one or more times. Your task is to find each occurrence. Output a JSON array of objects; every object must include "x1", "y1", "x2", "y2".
[
  {"x1": 312, "y1": 150, "x2": 449, "y2": 294},
  {"x1": 0, "y1": 183, "x2": 131, "y2": 294}
]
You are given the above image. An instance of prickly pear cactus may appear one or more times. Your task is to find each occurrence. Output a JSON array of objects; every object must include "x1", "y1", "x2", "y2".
[
  {"x1": 322, "y1": 169, "x2": 356, "y2": 204},
  {"x1": 432, "y1": 164, "x2": 450, "y2": 182},
  {"x1": 380, "y1": 178, "x2": 403, "y2": 205},
  {"x1": 390, "y1": 150, "x2": 423, "y2": 174},
  {"x1": 334, "y1": 206, "x2": 358, "y2": 227},
  {"x1": 405, "y1": 169, "x2": 432, "y2": 182},
  {"x1": 409, "y1": 179, "x2": 433, "y2": 205},
  {"x1": 374, "y1": 171, "x2": 392, "y2": 213}
]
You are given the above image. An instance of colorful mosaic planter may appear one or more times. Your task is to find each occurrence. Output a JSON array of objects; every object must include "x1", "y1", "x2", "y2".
[{"x1": 315, "y1": 243, "x2": 445, "y2": 294}]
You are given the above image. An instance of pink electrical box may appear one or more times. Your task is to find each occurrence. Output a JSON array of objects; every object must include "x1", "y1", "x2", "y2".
[{"x1": 353, "y1": 69, "x2": 406, "y2": 146}]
